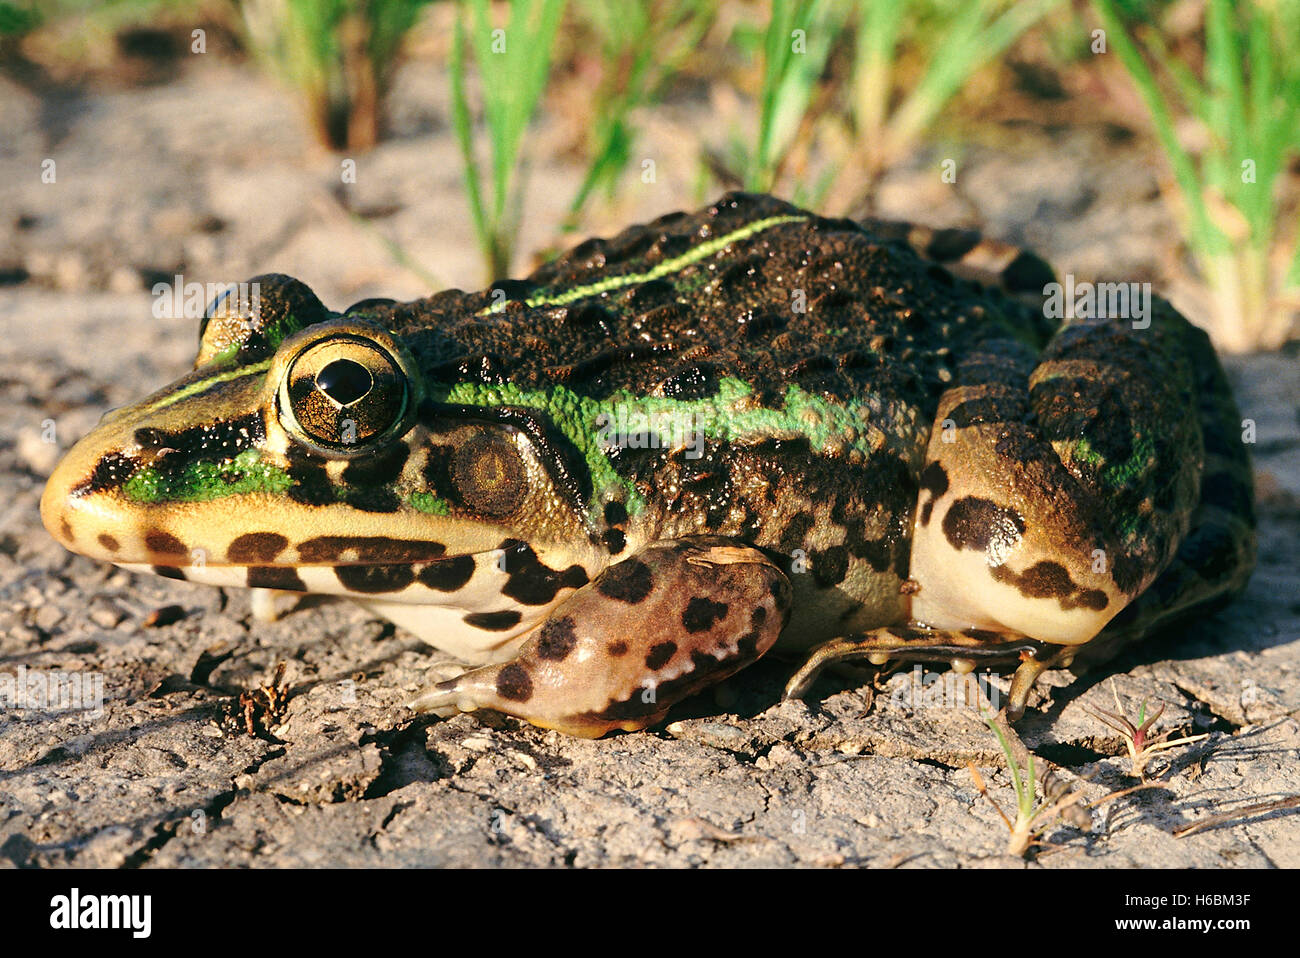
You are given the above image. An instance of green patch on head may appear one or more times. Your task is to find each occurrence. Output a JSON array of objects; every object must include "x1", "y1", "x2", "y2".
[
  {"x1": 408, "y1": 491, "x2": 452, "y2": 515},
  {"x1": 123, "y1": 449, "x2": 292, "y2": 503}
]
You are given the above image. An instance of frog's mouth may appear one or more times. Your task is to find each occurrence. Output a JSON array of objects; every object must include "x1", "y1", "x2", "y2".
[
  {"x1": 42, "y1": 438, "x2": 563, "y2": 607},
  {"x1": 40, "y1": 406, "x2": 563, "y2": 605}
]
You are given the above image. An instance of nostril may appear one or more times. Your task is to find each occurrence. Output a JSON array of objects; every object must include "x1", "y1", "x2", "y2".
[{"x1": 133, "y1": 427, "x2": 167, "y2": 449}]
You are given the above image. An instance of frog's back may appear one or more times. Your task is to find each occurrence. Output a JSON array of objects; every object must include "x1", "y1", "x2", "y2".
[{"x1": 354, "y1": 193, "x2": 1061, "y2": 638}]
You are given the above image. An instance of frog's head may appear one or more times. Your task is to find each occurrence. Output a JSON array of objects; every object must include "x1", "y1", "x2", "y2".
[{"x1": 41, "y1": 275, "x2": 603, "y2": 622}]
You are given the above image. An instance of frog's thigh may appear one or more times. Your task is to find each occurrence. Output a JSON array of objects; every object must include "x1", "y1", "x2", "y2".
[
  {"x1": 409, "y1": 537, "x2": 793, "y2": 737},
  {"x1": 910, "y1": 316, "x2": 1203, "y2": 647}
]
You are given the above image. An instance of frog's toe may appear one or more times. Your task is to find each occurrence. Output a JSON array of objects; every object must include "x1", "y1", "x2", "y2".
[
  {"x1": 411, "y1": 537, "x2": 793, "y2": 737},
  {"x1": 784, "y1": 625, "x2": 1049, "y2": 709},
  {"x1": 249, "y1": 587, "x2": 302, "y2": 623}
]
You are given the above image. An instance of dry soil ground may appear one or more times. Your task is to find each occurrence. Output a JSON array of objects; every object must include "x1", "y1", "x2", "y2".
[{"x1": 1, "y1": 53, "x2": 1298, "y2": 868}]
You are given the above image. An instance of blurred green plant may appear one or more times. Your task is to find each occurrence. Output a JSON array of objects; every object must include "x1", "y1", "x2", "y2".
[
  {"x1": 716, "y1": 0, "x2": 1063, "y2": 209},
  {"x1": 0, "y1": 2, "x2": 41, "y2": 37},
  {"x1": 1093, "y1": 0, "x2": 1300, "y2": 351},
  {"x1": 846, "y1": 0, "x2": 1063, "y2": 205},
  {"x1": 749, "y1": 0, "x2": 850, "y2": 197},
  {"x1": 562, "y1": 0, "x2": 714, "y2": 230},
  {"x1": 238, "y1": 0, "x2": 432, "y2": 151},
  {"x1": 450, "y1": 0, "x2": 565, "y2": 281},
  {"x1": 721, "y1": 0, "x2": 851, "y2": 204}
]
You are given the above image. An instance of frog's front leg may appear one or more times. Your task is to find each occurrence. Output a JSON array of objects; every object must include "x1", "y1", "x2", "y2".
[
  {"x1": 410, "y1": 537, "x2": 793, "y2": 737},
  {"x1": 783, "y1": 625, "x2": 1062, "y2": 715}
]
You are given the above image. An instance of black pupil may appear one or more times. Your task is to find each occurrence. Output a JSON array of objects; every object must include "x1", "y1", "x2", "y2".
[{"x1": 316, "y1": 359, "x2": 372, "y2": 405}]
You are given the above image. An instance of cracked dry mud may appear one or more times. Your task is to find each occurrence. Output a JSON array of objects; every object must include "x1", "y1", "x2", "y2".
[{"x1": 2, "y1": 58, "x2": 1299, "y2": 868}]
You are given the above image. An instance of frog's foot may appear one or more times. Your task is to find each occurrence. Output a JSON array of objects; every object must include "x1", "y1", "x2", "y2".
[
  {"x1": 784, "y1": 626, "x2": 1066, "y2": 719},
  {"x1": 249, "y1": 587, "x2": 303, "y2": 623},
  {"x1": 410, "y1": 537, "x2": 793, "y2": 737}
]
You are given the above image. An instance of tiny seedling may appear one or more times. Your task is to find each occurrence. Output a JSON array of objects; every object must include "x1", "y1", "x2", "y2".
[
  {"x1": 1085, "y1": 679, "x2": 1208, "y2": 781},
  {"x1": 969, "y1": 706, "x2": 1160, "y2": 858},
  {"x1": 968, "y1": 707, "x2": 1091, "y2": 858}
]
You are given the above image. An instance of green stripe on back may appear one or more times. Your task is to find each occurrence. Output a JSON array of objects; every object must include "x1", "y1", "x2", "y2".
[{"x1": 479, "y1": 214, "x2": 807, "y2": 315}]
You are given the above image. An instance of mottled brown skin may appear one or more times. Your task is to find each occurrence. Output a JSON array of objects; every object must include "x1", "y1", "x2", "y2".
[{"x1": 40, "y1": 193, "x2": 1256, "y2": 736}]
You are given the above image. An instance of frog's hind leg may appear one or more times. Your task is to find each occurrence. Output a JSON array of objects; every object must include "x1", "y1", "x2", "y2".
[
  {"x1": 1049, "y1": 320, "x2": 1256, "y2": 672},
  {"x1": 410, "y1": 537, "x2": 793, "y2": 737},
  {"x1": 797, "y1": 299, "x2": 1253, "y2": 719}
]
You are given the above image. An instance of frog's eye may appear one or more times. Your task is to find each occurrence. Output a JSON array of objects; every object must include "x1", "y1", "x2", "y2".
[
  {"x1": 452, "y1": 433, "x2": 528, "y2": 517},
  {"x1": 278, "y1": 336, "x2": 409, "y2": 455}
]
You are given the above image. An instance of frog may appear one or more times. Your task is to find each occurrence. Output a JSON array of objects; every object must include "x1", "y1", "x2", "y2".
[{"x1": 40, "y1": 192, "x2": 1256, "y2": 737}]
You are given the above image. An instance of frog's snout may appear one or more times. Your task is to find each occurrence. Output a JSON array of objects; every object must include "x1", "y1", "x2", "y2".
[{"x1": 40, "y1": 424, "x2": 142, "y2": 563}]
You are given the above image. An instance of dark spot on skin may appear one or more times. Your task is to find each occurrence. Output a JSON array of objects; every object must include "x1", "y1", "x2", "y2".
[
  {"x1": 97, "y1": 534, "x2": 120, "y2": 552},
  {"x1": 60, "y1": 519, "x2": 74, "y2": 542},
  {"x1": 659, "y1": 363, "x2": 720, "y2": 400},
  {"x1": 536, "y1": 616, "x2": 578, "y2": 661},
  {"x1": 811, "y1": 546, "x2": 849, "y2": 587},
  {"x1": 497, "y1": 540, "x2": 589, "y2": 605},
  {"x1": 751, "y1": 606, "x2": 767, "y2": 627},
  {"x1": 341, "y1": 487, "x2": 402, "y2": 513},
  {"x1": 73, "y1": 452, "x2": 140, "y2": 497},
  {"x1": 603, "y1": 501, "x2": 628, "y2": 526},
  {"x1": 607, "y1": 641, "x2": 629, "y2": 656},
  {"x1": 852, "y1": 538, "x2": 892, "y2": 574},
  {"x1": 134, "y1": 415, "x2": 265, "y2": 462},
  {"x1": 682, "y1": 597, "x2": 728, "y2": 633},
  {"x1": 990, "y1": 560, "x2": 1110, "y2": 613},
  {"x1": 926, "y1": 227, "x2": 981, "y2": 262},
  {"x1": 918, "y1": 461, "x2": 949, "y2": 526},
  {"x1": 247, "y1": 566, "x2": 308, "y2": 591},
  {"x1": 778, "y1": 512, "x2": 815, "y2": 552},
  {"x1": 1110, "y1": 552, "x2": 1146, "y2": 595},
  {"x1": 771, "y1": 575, "x2": 793, "y2": 609},
  {"x1": 299, "y1": 536, "x2": 446, "y2": 563},
  {"x1": 145, "y1": 531, "x2": 187, "y2": 556},
  {"x1": 735, "y1": 630, "x2": 759, "y2": 660},
  {"x1": 153, "y1": 565, "x2": 186, "y2": 581},
  {"x1": 942, "y1": 497, "x2": 1026, "y2": 554},
  {"x1": 892, "y1": 543, "x2": 911, "y2": 580},
  {"x1": 228, "y1": 532, "x2": 289, "y2": 563},
  {"x1": 597, "y1": 558, "x2": 654, "y2": 603},
  {"x1": 341, "y1": 441, "x2": 409, "y2": 487},
  {"x1": 495, "y1": 663, "x2": 533, "y2": 702},
  {"x1": 417, "y1": 554, "x2": 476, "y2": 592},
  {"x1": 945, "y1": 395, "x2": 1022, "y2": 430},
  {"x1": 1069, "y1": 589, "x2": 1110, "y2": 611},
  {"x1": 464, "y1": 610, "x2": 523, "y2": 631},
  {"x1": 602, "y1": 528, "x2": 626, "y2": 555},
  {"x1": 645, "y1": 641, "x2": 677, "y2": 670},
  {"x1": 286, "y1": 455, "x2": 336, "y2": 506},
  {"x1": 1006, "y1": 560, "x2": 1074, "y2": 598},
  {"x1": 694, "y1": 650, "x2": 721, "y2": 671},
  {"x1": 891, "y1": 626, "x2": 930, "y2": 642},
  {"x1": 335, "y1": 563, "x2": 416, "y2": 594}
]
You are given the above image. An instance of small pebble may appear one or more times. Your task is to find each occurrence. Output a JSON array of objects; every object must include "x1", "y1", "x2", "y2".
[
  {"x1": 88, "y1": 603, "x2": 125, "y2": 629},
  {"x1": 143, "y1": 604, "x2": 187, "y2": 628}
]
